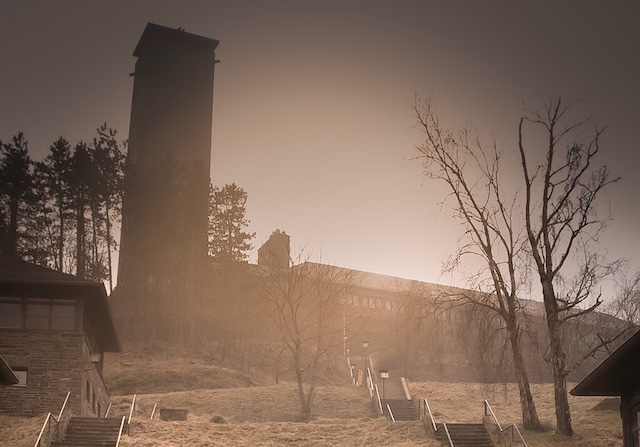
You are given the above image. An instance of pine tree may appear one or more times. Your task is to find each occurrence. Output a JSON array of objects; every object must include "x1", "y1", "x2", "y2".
[
  {"x1": 67, "y1": 142, "x2": 93, "y2": 279},
  {"x1": 0, "y1": 133, "x2": 34, "y2": 257},
  {"x1": 37, "y1": 137, "x2": 72, "y2": 271},
  {"x1": 208, "y1": 183, "x2": 255, "y2": 263}
]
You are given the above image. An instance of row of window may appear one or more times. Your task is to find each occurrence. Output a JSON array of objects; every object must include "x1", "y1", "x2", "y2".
[
  {"x1": 0, "y1": 297, "x2": 77, "y2": 331},
  {"x1": 343, "y1": 294, "x2": 398, "y2": 312}
]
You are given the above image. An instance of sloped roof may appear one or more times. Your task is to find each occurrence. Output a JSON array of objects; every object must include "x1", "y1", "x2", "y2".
[
  {"x1": 0, "y1": 256, "x2": 97, "y2": 283},
  {"x1": 0, "y1": 256, "x2": 122, "y2": 352},
  {"x1": 571, "y1": 328, "x2": 640, "y2": 396}
]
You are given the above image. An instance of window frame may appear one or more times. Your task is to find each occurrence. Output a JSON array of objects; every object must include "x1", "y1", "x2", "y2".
[{"x1": 0, "y1": 297, "x2": 78, "y2": 332}]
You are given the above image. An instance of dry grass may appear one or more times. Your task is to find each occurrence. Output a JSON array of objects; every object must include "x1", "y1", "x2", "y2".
[
  {"x1": 120, "y1": 418, "x2": 437, "y2": 447},
  {"x1": 110, "y1": 381, "x2": 623, "y2": 446},
  {"x1": 1, "y1": 379, "x2": 624, "y2": 446},
  {"x1": 0, "y1": 414, "x2": 50, "y2": 447},
  {"x1": 108, "y1": 382, "x2": 376, "y2": 422},
  {"x1": 2, "y1": 339, "x2": 625, "y2": 446},
  {"x1": 104, "y1": 349, "x2": 260, "y2": 395}
]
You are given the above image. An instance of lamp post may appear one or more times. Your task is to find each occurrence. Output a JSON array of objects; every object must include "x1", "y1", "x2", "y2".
[
  {"x1": 362, "y1": 340, "x2": 369, "y2": 373},
  {"x1": 379, "y1": 369, "x2": 389, "y2": 400}
]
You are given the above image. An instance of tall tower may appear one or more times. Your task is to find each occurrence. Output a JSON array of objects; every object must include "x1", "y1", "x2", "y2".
[{"x1": 115, "y1": 23, "x2": 219, "y2": 341}]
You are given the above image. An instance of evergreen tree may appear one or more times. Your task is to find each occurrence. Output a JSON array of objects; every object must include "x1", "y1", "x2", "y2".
[
  {"x1": 67, "y1": 142, "x2": 93, "y2": 279},
  {"x1": 0, "y1": 133, "x2": 34, "y2": 257},
  {"x1": 91, "y1": 124, "x2": 126, "y2": 291},
  {"x1": 208, "y1": 183, "x2": 255, "y2": 263},
  {"x1": 36, "y1": 136, "x2": 72, "y2": 271}
]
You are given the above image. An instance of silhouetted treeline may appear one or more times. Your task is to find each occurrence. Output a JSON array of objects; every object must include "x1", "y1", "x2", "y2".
[{"x1": 0, "y1": 125, "x2": 126, "y2": 290}]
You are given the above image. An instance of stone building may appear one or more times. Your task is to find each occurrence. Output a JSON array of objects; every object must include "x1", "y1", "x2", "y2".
[{"x1": 0, "y1": 256, "x2": 121, "y2": 416}]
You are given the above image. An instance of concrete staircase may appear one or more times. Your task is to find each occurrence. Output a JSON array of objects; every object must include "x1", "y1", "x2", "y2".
[
  {"x1": 50, "y1": 416, "x2": 122, "y2": 447},
  {"x1": 383, "y1": 398, "x2": 419, "y2": 420},
  {"x1": 379, "y1": 377, "x2": 419, "y2": 420},
  {"x1": 434, "y1": 423, "x2": 493, "y2": 447}
]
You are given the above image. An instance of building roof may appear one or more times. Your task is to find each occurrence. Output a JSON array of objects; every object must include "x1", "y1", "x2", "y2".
[
  {"x1": 0, "y1": 256, "x2": 99, "y2": 283},
  {"x1": 0, "y1": 354, "x2": 19, "y2": 386},
  {"x1": 0, "y1": 256, "x2": 122, "y2": 352},
  {"x1": 571, "y1": 328, "x2": 640, "y2": 396},
  {"x1": 295, "y1": 261, "x2": 547, "y2": 315},
  {"x1": 133, "y1": 22, "x2": 219, "y2": 57}
]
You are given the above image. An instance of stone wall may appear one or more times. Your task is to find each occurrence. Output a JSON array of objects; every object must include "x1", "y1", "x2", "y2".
[
  {"x1": 80, "y1": 335, "x2": 111, "y2": 417},
  {"x1": 0, "y1": 330, "x2": 110, "y2": 417}
]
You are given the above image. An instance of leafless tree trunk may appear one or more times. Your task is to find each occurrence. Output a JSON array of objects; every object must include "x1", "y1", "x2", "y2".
[
  {"x1": 414, "y1": 97, "x2": 542, "y2": 430},
  {"x1": 518, "y1": 97, "x2": 621, "y2": 436}
]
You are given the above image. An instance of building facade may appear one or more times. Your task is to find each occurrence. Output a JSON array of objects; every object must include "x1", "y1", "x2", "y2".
[{"x1": 0, "y1": 257, "x2": 121, "y2": 416}]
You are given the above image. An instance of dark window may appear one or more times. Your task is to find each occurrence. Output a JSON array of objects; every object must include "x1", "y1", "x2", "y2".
[
  {"x1": 25, "y1": 298, "x2": 76, "y2": 331},
  {"x1": 0, "y1": 298, "x2": 22, "y2": 328},
  {"x1": 51, "y1": 300, "x2": 75, "y2": 330},
  {"x1": 26, "y1": 298, "x2": 50, "y2": 329}
]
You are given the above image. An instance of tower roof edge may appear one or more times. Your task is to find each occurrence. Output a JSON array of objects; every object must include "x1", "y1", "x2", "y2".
[{"x1": 133, "y1": 22, "x2": 220, "y2": 57}]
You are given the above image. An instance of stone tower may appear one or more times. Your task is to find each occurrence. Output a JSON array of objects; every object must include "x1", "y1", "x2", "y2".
[
  {"x1": 115, "y1": 23, "x2": 219, "y2": 341},
  {"x1": 257, "y1": 230, "x2": 291, "y2": 272}
]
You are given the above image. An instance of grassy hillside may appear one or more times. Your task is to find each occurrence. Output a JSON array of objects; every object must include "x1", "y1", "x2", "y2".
[
  {"x1": 108, "y1": 380, "x2": 621, "y2": 446},
  {"x1": 0, "y1": 346, "x2": 624, "y2": 447}
]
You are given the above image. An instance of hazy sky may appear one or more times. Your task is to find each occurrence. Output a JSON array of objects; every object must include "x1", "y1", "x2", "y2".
[{"x1": 1, "y1": 1, "x2": 639, "y2": 297}]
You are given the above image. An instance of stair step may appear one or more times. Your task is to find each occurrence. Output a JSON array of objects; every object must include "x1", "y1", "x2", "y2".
[
  {"x1": 382, "y1": 399, "x2": 419, "y2": 420},
  {"x1": 435, "y1": 423, "x2": 493, "y2": 447},
  {"x1": 52, "y1": 416, "x2": 123, "y2": 447}
]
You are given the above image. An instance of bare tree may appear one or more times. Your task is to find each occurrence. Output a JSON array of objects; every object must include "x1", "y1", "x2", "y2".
[
  {"x1": 256, "y1": 248, "x2": 359, "y2": 419},
  {"x1": 414, "y1": 98, "x2": 542, "y2": 430},
  {"x1": 609, "y1": 268, "x2": 640, "y2": 326},
  {"x1": 518, "y1": 97, "x2": 622, "y2": 436}
]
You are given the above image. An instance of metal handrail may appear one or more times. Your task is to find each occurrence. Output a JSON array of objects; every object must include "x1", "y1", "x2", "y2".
[
  {"x1": 442, "y1": 423, "x2": 454, "y2": 447},
  {"x1": 366, "y1": 368, "x2": 374, "y2": 398},
  {"x1": 127, "y1": 394, "x2": 137, "y2": 425},
  {"x1": 115, "y1": 416, "x2": 126, "y2": 447},
  {"x1": 56, "y1": 392, "x2": 71, "y2": 422},
  {"x1": 34, "y1": 413, "x2": 52, "y2": 447},
  {"x1": 423, "y1": 399, "x2": 437, "y2": 432},
  {"x1": 374, "y1": 384, "x2": 383, "y2": 415},
  {"x1": 484, "y1": 400, "x2": 503, "y2": 431},
  {"x1": 105, "y1": 402, "x2": 112, "y2": 417},
  {"x1": 484, "y1": 400, "x2": 528, "y2": 447},
  {"x1": 150, "y1": 403, "x2": 158, "y2": 420},
  {"x1": 34, "y1": 391, "x2": 72, "y2": 447},
  {"x1": 386, "y1": 403, "x2": 396, "y2": 422},
  {"x1": 509, "y1": 424, "x2": 527, "y2": 447}
]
